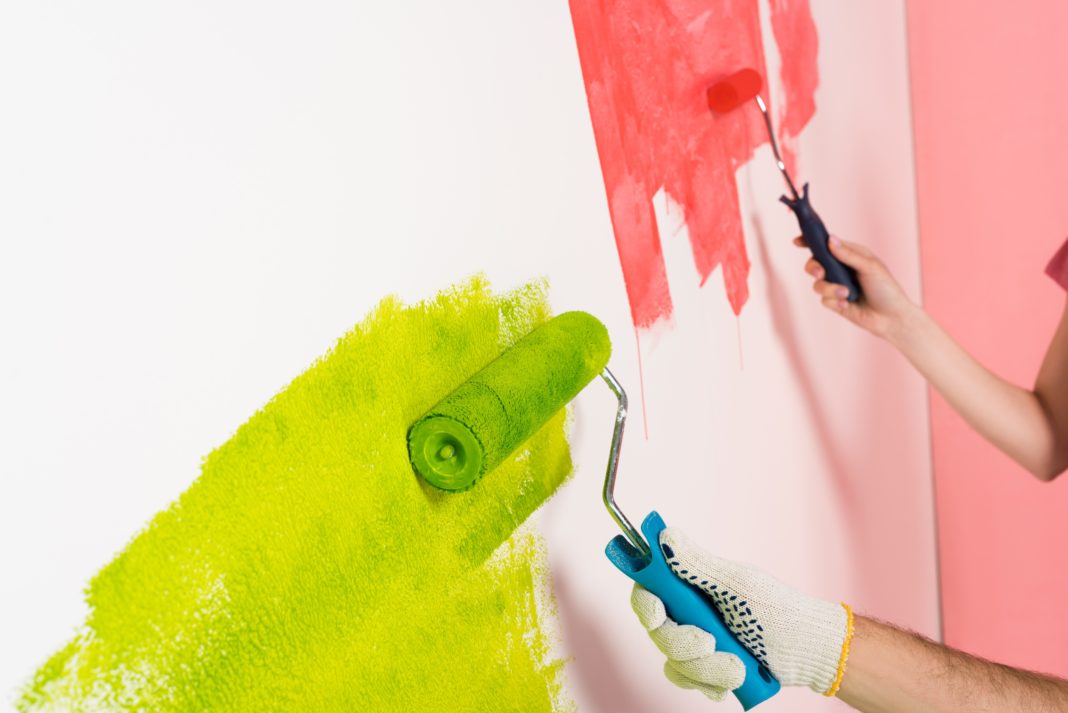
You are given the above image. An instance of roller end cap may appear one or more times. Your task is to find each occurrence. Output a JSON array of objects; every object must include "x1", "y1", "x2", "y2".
[{"x1": 408, "y1": 416, "x2": 484, "y2": 491}]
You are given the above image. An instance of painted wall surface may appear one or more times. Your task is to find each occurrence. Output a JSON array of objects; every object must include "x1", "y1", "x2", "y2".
[
  {"x1": 1, "y1": 2, "x2": 936, "y2": 711},
  {"x1": 554, "y1": 2, "x2": 939, "y2": 710},
  {"x1": 906, "y1": 2, "x2": 1068, "y2": 675}
]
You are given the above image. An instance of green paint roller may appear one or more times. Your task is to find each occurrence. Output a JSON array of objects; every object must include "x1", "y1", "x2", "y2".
[
  {"x1": 407, "y1": 311, "x2": 781, "y2": 709},
  {"x1": 408, "y1": 311, "x2": 612, "y2": 492}
]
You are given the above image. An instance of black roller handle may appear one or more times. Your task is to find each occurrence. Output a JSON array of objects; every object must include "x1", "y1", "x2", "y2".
[{"x1": 780, "y1": 183, "x2": 861, "y2": 302}]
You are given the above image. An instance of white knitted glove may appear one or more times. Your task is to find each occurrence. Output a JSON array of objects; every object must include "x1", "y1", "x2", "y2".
[
  {"x1": 630, "y1": 583, "x2": 747, "y2": 701},
  {"x1": 631, "y1": 527, "x2": 854, "y2": 700}
]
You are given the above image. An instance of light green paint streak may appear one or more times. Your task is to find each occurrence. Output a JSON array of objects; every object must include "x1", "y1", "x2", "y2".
[{"x1": 19, "y1": 277, "x2": 574, "y2": 713}]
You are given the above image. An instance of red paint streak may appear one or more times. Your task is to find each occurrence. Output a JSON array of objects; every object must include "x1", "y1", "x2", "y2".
[
  {"x1": 768, "y1": 0, "x2": 819, "y2": 177},
  {"x1": 569, "y1": 0, "x2": 820, "y2": 328}
]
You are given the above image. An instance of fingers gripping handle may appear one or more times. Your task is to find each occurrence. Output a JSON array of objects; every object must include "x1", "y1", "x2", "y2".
[
  {"x1": 606, "y1": 512, "x2": 781, "y2": 710},
  {"x1": 781, "y1": 183, "x2": 861, "y2": 302}
]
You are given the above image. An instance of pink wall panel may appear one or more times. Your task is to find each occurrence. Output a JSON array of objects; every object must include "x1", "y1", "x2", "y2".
[{"x1": 907, "y1": 2, "x2": 1068, "y2": 674}]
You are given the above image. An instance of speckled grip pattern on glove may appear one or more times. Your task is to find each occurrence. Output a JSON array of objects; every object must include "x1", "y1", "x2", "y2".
[{"x1": 659, "y1": 528, "x2": 850, "y2": 694}]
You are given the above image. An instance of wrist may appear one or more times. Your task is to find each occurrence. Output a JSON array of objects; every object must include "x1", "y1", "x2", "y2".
[{"x1": 882, "y1": 301, "x2": 928, "y2": 351}]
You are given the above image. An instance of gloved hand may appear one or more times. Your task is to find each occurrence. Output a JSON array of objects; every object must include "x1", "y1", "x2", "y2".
[{"x1": 631, "y1": 527, "x2": 854, "y2": 701}]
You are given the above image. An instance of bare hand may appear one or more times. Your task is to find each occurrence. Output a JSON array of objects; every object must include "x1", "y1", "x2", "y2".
[{"x1": 794, "y1": 236, "x2": 916, "y2": 340}]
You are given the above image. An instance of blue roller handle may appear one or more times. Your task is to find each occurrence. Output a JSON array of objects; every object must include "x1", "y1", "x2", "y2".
[
  {"x1": 605, "y1": 512, "x2": 781, "y2": 710},
  {"x1": 781, "y1": 183, "x2": 861, "y2": 302}
]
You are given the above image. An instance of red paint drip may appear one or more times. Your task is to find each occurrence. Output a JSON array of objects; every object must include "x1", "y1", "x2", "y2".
[
  {"x1": 569, "y1": 0, "x2": 820, "y2": 329},
  {"x1": 634, "y1": 327, "x2": 650, "y2": 440},
  {"x1": 735, "y1": 313, "x2": 745, "y2": 371}
]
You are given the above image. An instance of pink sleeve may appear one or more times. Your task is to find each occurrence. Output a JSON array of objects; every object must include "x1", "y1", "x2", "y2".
[{"x1": 1048, "y1": 237, "x2": 1068, "y2": 291}]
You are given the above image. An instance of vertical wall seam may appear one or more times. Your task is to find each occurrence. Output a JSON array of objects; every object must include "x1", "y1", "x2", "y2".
[{"x1": 901, "y1": 0, "x2": 946, "y2": 644}]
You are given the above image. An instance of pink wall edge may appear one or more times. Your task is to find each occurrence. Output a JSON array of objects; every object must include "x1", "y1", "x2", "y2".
[{"x1": 906, "y1": 1, "x2": 1068, "y2": 675}]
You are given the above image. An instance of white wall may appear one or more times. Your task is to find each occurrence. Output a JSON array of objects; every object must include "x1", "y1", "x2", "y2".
[{"x1": 0, "y1": 2, "x2": 936, "y2": 711}]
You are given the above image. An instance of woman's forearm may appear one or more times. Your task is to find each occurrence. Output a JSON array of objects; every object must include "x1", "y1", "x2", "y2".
[
  {"x1": 806, "y1": 239, "x2": 1068, "y2": 480},
  {"x1": 887, "y1": 305, "x2": 1065, "y2": 480}
]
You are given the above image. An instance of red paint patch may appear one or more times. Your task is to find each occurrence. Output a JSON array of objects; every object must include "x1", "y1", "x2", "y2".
[
  {"x1": 569, "y1": 0, "x2": 820, "y2": 328},
  {"x1": 769, "y1": 0, "x2": 820, "y2": 177}
]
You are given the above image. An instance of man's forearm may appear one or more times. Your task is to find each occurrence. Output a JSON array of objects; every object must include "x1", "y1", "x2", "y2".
[{"x1": 837, "y1": 616, "x2": 1068, "y2": 713}]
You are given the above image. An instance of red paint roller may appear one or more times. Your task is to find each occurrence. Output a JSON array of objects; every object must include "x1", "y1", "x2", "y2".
[
  {"x1": 707, "y1": 68, "x2": 764, "y2": 115},
  {"x1": 707, "y1": 69, "x2": 862, "y2": 302}
]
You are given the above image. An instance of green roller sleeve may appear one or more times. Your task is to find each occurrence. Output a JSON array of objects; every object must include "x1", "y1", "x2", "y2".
[{"x1": 408, "y1": 311, "x2": 612, "y2": 491}]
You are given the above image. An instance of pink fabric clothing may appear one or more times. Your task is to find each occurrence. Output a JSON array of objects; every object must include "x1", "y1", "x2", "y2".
[{"x1": 1048, "y1": 237, "x2": 1068, "y2": 290}]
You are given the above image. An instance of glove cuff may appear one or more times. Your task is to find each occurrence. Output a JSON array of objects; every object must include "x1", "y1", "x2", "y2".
[
  {"x1": 777, "y1": 598, "x2": 852, "y2": 694},
  {"x1": 822, "y1": 603, "x2": 855, "y2": 697}
]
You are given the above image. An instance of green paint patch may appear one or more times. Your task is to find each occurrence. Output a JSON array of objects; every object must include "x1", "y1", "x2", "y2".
[{"x1": 19, "y1": 277, "x2": 575, "y2": 712}]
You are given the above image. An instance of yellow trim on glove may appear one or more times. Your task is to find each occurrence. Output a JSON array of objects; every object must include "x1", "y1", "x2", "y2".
[{"x1": 824, "y1": 603, "x2": 855, "y2": 697}]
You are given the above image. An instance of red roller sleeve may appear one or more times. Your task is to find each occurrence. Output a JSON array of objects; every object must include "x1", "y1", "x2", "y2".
[{"x1": 707, "y1": 68, "x2": 764, "y2": 114}]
